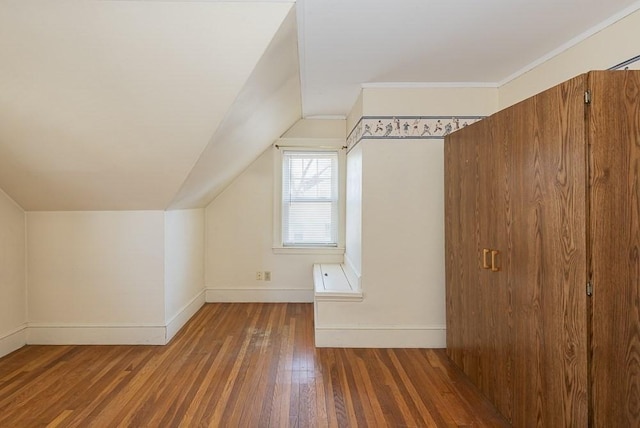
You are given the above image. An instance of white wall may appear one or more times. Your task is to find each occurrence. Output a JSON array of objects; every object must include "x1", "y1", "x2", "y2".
[
  {"x1": 205, "y1": 118, "x2": 346, "y2": 302},
  {"x1": 317, "y1": 86, "x2": 497, "y2": 347},
  {"x1": 0, "y1": 189, "x2": 26, "y2": 357},
  {"x1": 282, "y1": 118, "x2": 346, "y2": 139},
  {"x1": 164, "y1": 209, "x2": 205, "y2": 342},
  {"x1": 26, "y1": 211, "x2": 166, "y2": 344},
  {"x1": 363, "y1": 86, "x2": 499, "y2": 115},
  {"x1": 345, "y1": 144, "x2": 362, "y2": 279},
  {"x1": 317, "y1": 140, "x2": 448, "y2": 347},
  {"x1": 205, "y1": 145, "x2": 344, "y2": 302},
  {"x1": 346, "y1": 91, "x2": 363, "y2": 138},
  {"x1": 499, "y1": 8, "x2": 640, "y2": 108},
  {"x1": 362, "y1": 140, "x2": 446, "y2": 325}
]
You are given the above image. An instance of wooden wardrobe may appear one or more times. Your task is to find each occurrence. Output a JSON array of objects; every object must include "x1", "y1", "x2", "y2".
[{"x1": 444, "y1": 70, "x2": 640, "y2": 427}]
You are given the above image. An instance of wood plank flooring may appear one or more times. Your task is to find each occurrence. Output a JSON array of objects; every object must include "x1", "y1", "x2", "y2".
[{"x1": 0, "y1": 303, "x2": 508, "y2": 427}]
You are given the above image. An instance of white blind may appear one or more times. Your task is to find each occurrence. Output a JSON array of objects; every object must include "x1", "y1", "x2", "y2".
[{"x1": 282, "y1": 150, "x2": 338, "y2": 246}]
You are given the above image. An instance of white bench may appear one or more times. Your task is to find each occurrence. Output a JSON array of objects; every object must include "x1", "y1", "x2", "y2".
[
  {"x1": 313, "y1": 263, "x2": 363, "y2": 301},
  {"x1": 313, "y1": 263, "x2": 363, "y2": 347}
]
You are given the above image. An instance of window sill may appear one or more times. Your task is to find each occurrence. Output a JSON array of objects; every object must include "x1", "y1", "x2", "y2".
[{"x1": 272, "y1": 246, "x2": 345, "y2": 255}]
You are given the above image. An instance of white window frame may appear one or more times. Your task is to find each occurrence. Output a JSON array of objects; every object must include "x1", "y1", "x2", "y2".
[{"x1": 273, "y1": 138, "x2": 346, "y2": 255}]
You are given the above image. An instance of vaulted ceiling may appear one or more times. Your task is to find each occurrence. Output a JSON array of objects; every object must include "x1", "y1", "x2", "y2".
[
  {"x1": 1, "y1": 0, "x2": 638, "y2": 211},
  {"x1": 298, "y1": 0, "x2": 640, "y2": 117},
  {"x1": 0, "y1": 0, "x2": 296, "y2": 211}
]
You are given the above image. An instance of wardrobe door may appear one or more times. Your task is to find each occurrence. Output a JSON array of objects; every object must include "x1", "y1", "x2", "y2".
[
  {"x1": 445, "y1": 117, "x2": 514, "y2": 420},
  {"x1": 471, "y1": 116, "x2": 507, "y2": 410},
  {"x1": 508, "y1": 75, "x2": 588, "y2": 426},
  {"x1": 489, "y1": 106, "x2": 514, "y2": 422},
  {"x1": 589, "y1": 70, "x2": 640, "y2": 427},
  {"x1": 445, "y1": 118, "x2": 482, "y2": 377}
]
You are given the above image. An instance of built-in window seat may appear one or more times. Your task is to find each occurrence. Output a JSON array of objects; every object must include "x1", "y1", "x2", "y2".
[
  {"x1": 313, "y1": 263, "x2": 363, "y2": 347},
  {"x1": 313, "y1": 263, "x2": 362, "y2": 301}
]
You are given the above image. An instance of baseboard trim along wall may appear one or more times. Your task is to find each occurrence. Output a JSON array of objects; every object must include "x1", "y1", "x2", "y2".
[
  {"x1": 165, "y1": 290, "x2": 206, "y2": 343},
  {"x1": 26, "y1": 324, "x2": 167, "y2": 345},
  {"x1": 205, "y1": 288, "x2": 314, "y2": 303},
  {"x1": 314, "y1": 325, "x2": 446, "y2": 348},
  {"x1": 6, "y1": 291, "x2": 207, "y2": 348},
  {"x1": 0, "y1": 324, "x2": 28, "y2": 359}
]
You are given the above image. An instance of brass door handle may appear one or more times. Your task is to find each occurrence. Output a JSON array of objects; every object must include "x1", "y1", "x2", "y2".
[
  {"x1": 482, "y1": 248, "x2": 491, "y2": 269},
  {"x1": 491, "y1": 250, "x2": 500, "y2": 272}
]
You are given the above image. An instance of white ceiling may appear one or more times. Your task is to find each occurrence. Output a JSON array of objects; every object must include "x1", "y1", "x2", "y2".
[
  {"x1": 0, "y1": 0, "x2": 639, "y2": 210},
  {"x1": 298, "y1": 0, "x2": 640, "y2": 117},
  {"x1": 0, "y1": 0, "x2": 294, "y2": 210},
  {"x1": 168, "y1": 6, "x2": 301, "y2": 209}
]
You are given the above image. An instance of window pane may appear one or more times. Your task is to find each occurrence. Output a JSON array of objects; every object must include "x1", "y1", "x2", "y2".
[
  {"x1": 282, "y1": 151, "x2": 338, "y2": 246},
  {"x1": 284, "y1": 202, "x2": 333, "y2": 245}
]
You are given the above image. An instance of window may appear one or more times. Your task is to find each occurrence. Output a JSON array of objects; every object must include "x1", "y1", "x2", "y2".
[
  {"x1": 273, "y1": 140, "x2": 345, "y2": 254},
  {"x1": 281, "y1": 150, "x2": 338, "y2": 247}
]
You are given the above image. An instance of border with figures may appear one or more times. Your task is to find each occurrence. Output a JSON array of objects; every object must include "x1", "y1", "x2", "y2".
[
  {"x1": 344, "y1": 54, "x2": 640, "y2": 151},
  {"x1": 347, "y1": 115, "x2": 485, "y2": 150}
]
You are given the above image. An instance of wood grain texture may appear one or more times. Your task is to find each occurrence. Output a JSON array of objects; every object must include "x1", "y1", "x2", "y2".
[
  {"x1": 507, "y1": 74, "x2": 588, "y2": 427},
  {"x1": 487, "y1": 109, "x2": 514, "y2": 423},
  {"x1": 589, "y1": 70, "x2": 640, "y2": 427},
  {"x1": 445, "y1": 74, "x2": 589, "y2": 426},
  {"x1": 0, "y1": 303, "x2": 508, "y2": 427},
  {"x1": 445, "y1": 116, "x2": 515, "y2": 422},
  {"x1": 445, "y1": 119, "x2": 481, "y2": 378},
  {"x1": 473, "y1": 117, "x2": 494, "y2": 401}
]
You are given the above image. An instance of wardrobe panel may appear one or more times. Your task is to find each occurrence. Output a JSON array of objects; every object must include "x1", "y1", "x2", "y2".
[
  {"x1": 508, "y1": 75, "x2": 588, "y2": 427},
  {"x1": 589, "y1": 70, "x2": 640, "y2": 427},
  {"x1": 490, "y1": 107, "x2": 515, "y2": 422},
  {"x1": 445, "y1": 119, "x2": 481, "y2": 377},
  {"x1": 446, "y1": 72, "x2": 595, "y2": 425},
  {"x1": 445, "y1": 116, "x2": 514, "y2": 421},
  {"x1": 475, "y1": 117, "x2": 507, "y2": 410}
]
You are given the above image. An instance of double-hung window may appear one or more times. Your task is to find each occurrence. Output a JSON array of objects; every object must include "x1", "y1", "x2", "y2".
[
  {"x1": 281, "y1": 150, "x2": 339, "y2": 247},
  {"x1": 273, "y1": 139, "x2": 345, "y2": 254}
]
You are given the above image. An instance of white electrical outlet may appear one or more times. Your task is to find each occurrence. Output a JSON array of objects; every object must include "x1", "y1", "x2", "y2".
[
  {"x1": 256, "y1": 271, "x2": 263, "y2": 280},
  {"x1": 264, "y1": 271, "x2": 271, "y2": 281}
]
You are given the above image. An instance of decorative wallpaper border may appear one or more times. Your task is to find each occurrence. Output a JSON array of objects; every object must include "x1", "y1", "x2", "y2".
[
  {"x1": 343, "y1": 56, "x2": 640, "y2": 151},
  {"x1": 347, "y1": 115, "x2": 485, "y2": 151}
]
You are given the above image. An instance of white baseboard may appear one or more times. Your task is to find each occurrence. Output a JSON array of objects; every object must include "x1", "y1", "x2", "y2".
[
  {"x1": 314, "y1": 325, "x2": 446, "y2": 348},
  {"x1": 22, "y1": 291, "x2": 206, "y2": 346},
  {"x1": 206, "y1": 288, "x2": 314, "y2": 303},
  {"x1": 0, "y1": 324, "x2": 27, "y2": 358},
  {"x1": 165, "y1": 290, "x2": 206, "y2": 343},
  {"x1": 27, "y1": 324, "x2": 166, "y2": 345},
  {"x1": 10, "y1": 290, "x2": 205, "y2": 347}
]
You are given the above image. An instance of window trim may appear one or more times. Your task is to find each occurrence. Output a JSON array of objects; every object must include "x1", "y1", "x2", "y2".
[{"x1": 272, "y1": 138, "x2": 346, "y2": 254}]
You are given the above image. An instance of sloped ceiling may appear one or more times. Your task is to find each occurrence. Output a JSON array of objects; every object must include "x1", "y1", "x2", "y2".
[
  {"x1": 2, "y1": 0, "x2": 640, "y2": 211},
  {"x1": 298, "y1": 0, "x2": 640, "y2": 117},
  {"x1": 0, "y1": 0, "x2": 295, "y2": 211},
  {"x1": 168, "y1": 6, "x2": 301, "y2": 209}
]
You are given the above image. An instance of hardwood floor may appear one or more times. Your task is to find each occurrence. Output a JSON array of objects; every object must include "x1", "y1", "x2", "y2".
[{"x1": 0, "y1": 303, "x2": 508, "y2": 427}]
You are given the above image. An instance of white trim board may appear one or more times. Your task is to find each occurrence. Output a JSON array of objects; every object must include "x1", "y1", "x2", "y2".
[
  {"x1": 205, "y1": 288, "x2": 314, "y2": 303},
  {"x1": 314, "y1": 325, "x2": 446, "y2": 348},
  {"x1": 0, "y1": 324, "x2": 28, "y2": 359},
  {"x1": 2, "y1": 293, "x2": 207, "y2": 349},
  {"x1": 165, "y1": 290, "x2": 206, "y2": 343},
  {"x1": 26, "y1": 324, "x2": 167, "y2": 345}
]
